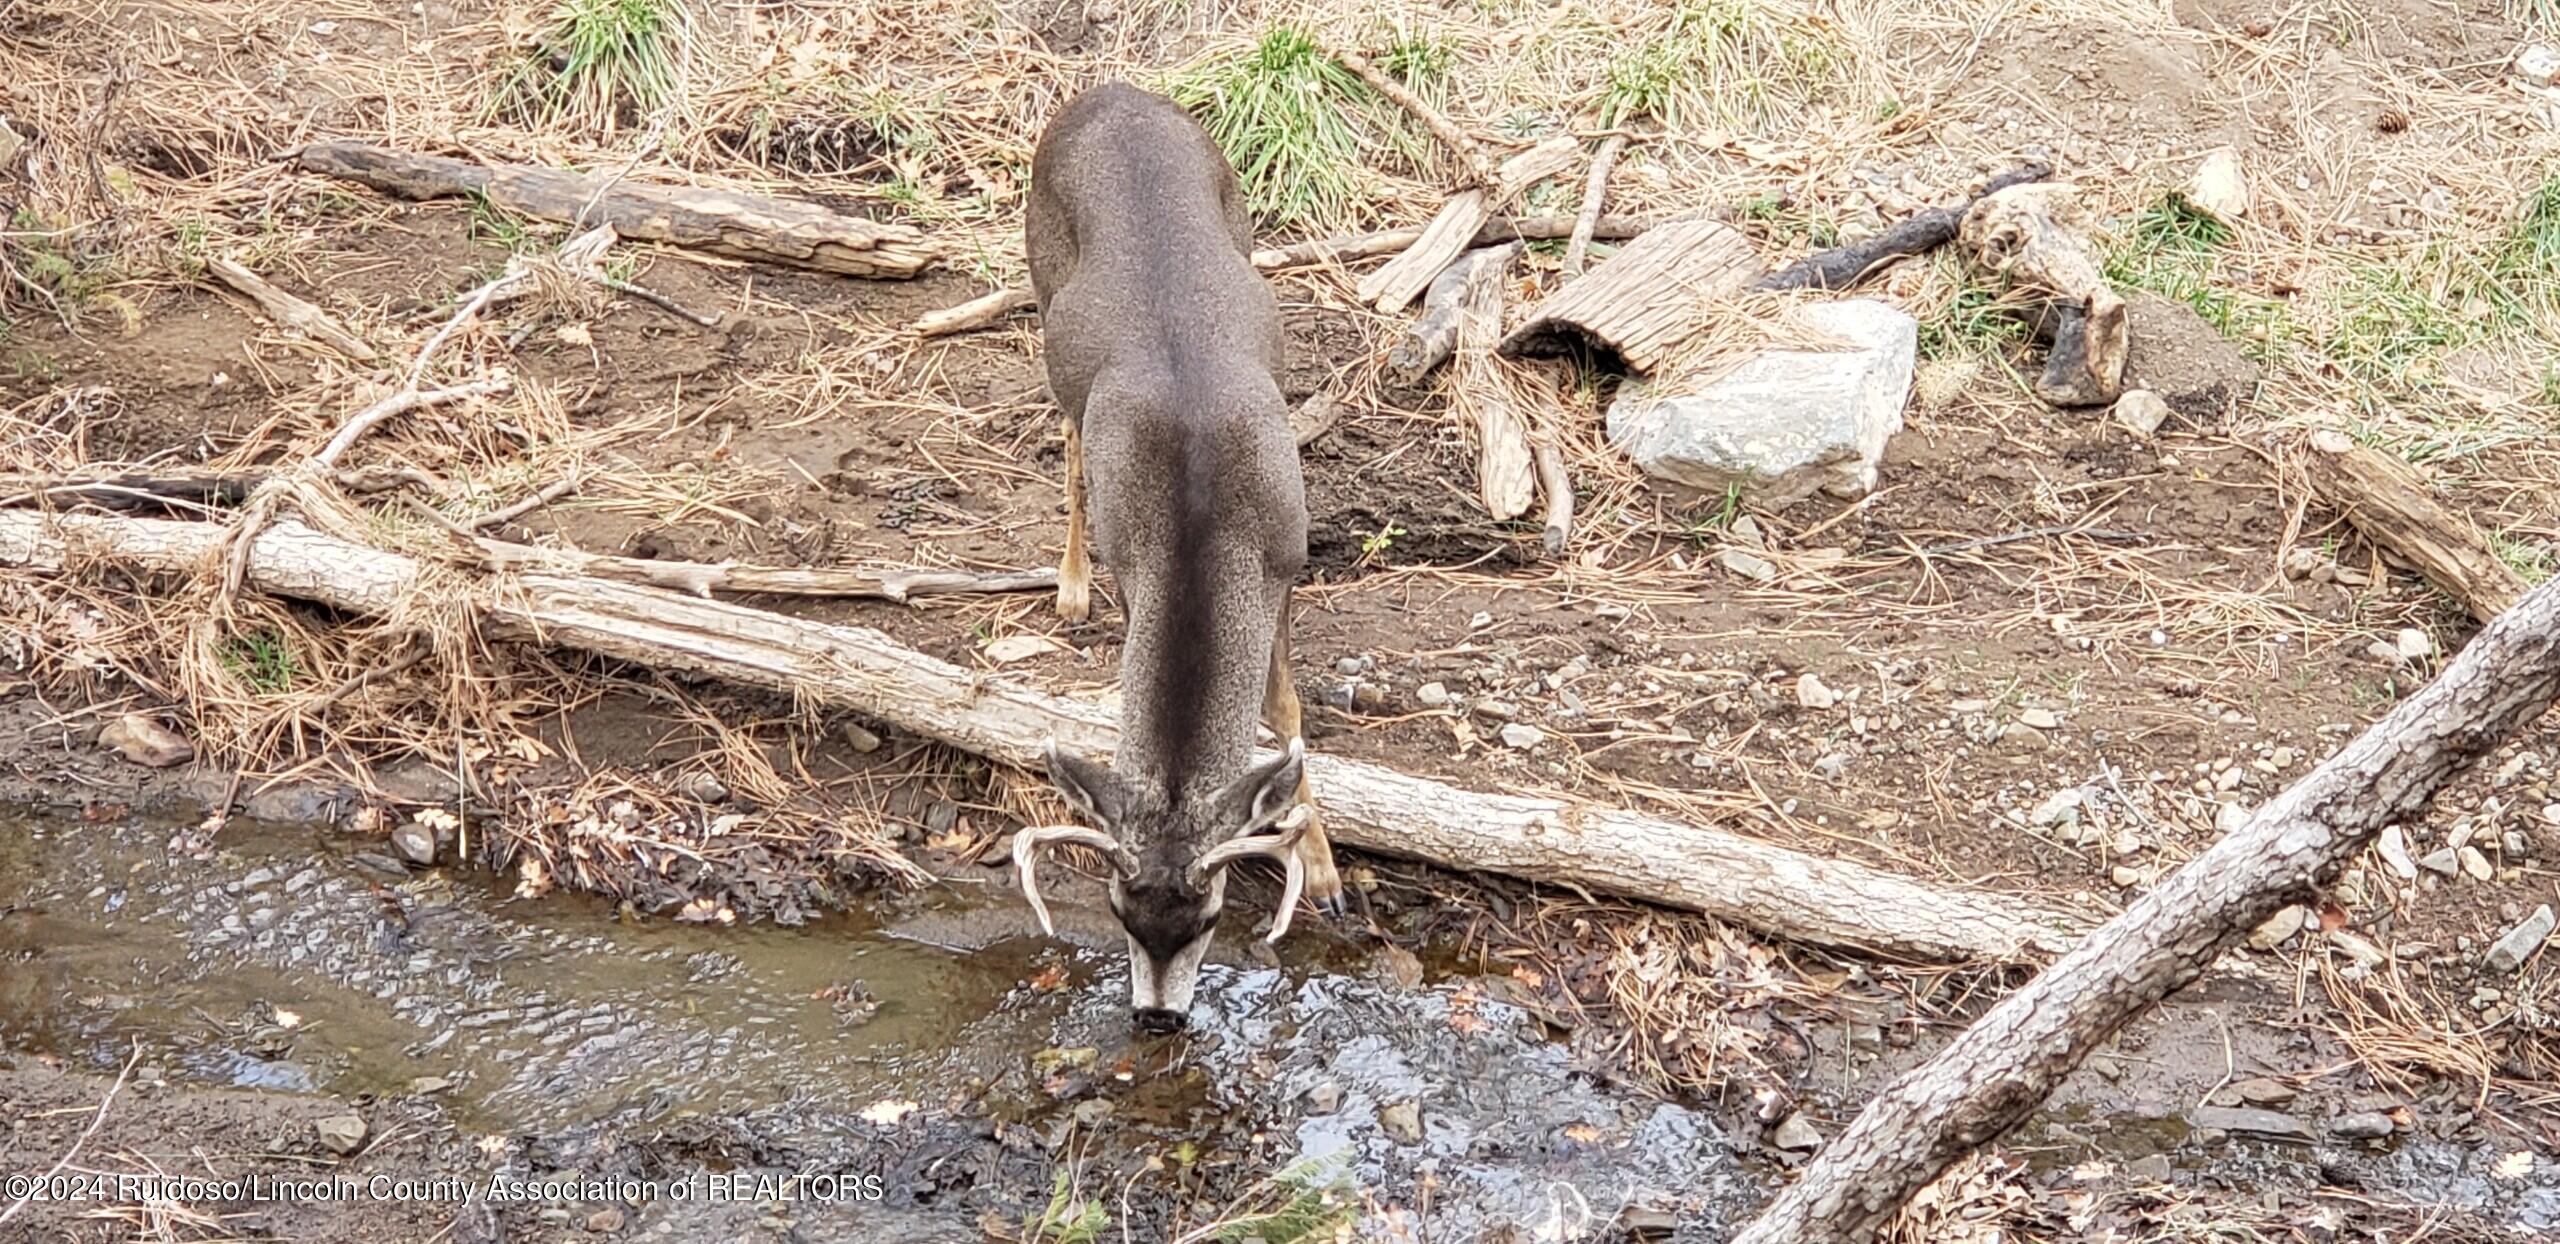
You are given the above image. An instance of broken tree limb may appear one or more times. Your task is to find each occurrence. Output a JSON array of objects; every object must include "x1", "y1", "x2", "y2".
[
  {"x1": 467, "y1": 536, "x2": 1059, "y2": 602},
  {"x1": 1288, "y1": 390, "x2": 1343, "y2": 449},
  {"x1": 208, "y1": 257, "x2": 379, "y2": 362},
  {"x1": 1498, "y1": 219, "x2": 1763, "y2": 371},
  {"x1": 1733, "y1": 572, "x2": 2560, "y2": 1243},
  {"x1": 1533, "y1": 438, "x2": 1574, "y2": 555},
  {"x1": 298, "y1": 140, "x2": 937, "y2": 279},
  {"x1": 0, "y1": 508, "x2": 2083, "y2": 964},
  {"x1": 1754, "y1": 162, "x2": 2049, "y2": 293},
  {"x1": 911, "y1": 213, "x2": 1663, "y2": 337},
  {"x1": 1448, "y1": 243, "x2": 1536, "y2": 521},
  {"x1": 2305, "y1": 429, "x2": 2530, "y2": 622},
  {"x1": 1958, "y1": 182, "x2": 2127, "y2": 407},
  {"x1": 1358, "y1": 137, "x2": 1582, "y2": 315},
  {"x1": 1328, "y1": 45, "x2": 1490, "y2": 186},
  {"x1": 1562, "y1": 135, "x2": 1628, "y2": 279},
  {"x1": 1389, "y1": 243, "x2": 1514, "y2": 385}
]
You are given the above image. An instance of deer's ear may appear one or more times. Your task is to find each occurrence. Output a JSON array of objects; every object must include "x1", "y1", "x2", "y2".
[
  {"x1": 1046, "y1": 741, "x2": 1127, "y2": 826},
  {"x1": 1214, "y1": 738, "x2": 1303, "y2": 837}
]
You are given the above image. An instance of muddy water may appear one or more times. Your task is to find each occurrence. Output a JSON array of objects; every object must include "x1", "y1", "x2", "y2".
[{"x1": 0, "y1": 811, "x2": 1754, "y2": 1238}]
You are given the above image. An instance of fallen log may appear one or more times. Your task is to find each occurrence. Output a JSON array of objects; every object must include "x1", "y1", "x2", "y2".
[
  {"x1": 912, "y1": 213, "x2": 1663, "y2": 337},
  {"x1": 1732, "y1": 573, "x2": 2560, "y2": 1243},
  {"x1": 0, "y1": 509, "x2": 2083, "y2": 964},
  {"x1": 467, "y1": 535, "x2": 1058, "y2": 603},
  {"x1": 208, "y1": 257, "x2": 379, "y2": 362},
  {"x1": 298, "y1": 141, "x2": 937, "y2": 279},
  {"x1": 2304, "y1": 429, "x2": 2529, "y2": 623},
  {"x1": 1388, "y1": 243, "x2": 1514, "y2": 385},
  {"x1": 1958, "y1": 182, "x2": 2126, "y2": 407},
  {"x1": 1755, "y1": 163, "x2": 2049, "y2": 293},
  {"x1": 1447, "y1": 243, "x2": 1536, "y2": 520},
  {"x1": 1498, "y1": 219, "x2": 1762, "y2": 371},
  {"x1": 1357, "y1": 137, "x2": 1581, "y2": 315}
]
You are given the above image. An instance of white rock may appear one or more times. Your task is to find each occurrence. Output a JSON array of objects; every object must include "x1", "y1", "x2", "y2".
[
  {"x1": 2247, "y1": 905, "x2": 2306, "y2": 951},
  {"x1": 2018, "y1": 707, "x2": 2061, "y2": 730},
  {"x1": 315, "y1": 1114, "x2": 368, "y2": 1156},
  {"x1": 2419, "y1": 846, "x2": 2460, "y2": 876},
  {"x1": 2113, "y1": 389, "x2": 2171, "y2": 438},
  {"x1": 2186, "y1": 146, "x2": 2249, "y2": 223},
  {"x1": 2485, "y1": 904, "x2": 2554, "y2": 973},
  {"x1": 1772, "y1": 1112, "x2": 1824, "y2": 1151},
  {"x1": 2459, "y1": 846, "x2": 2493, "y2": 881},
  {"x1": 2110, "y1": 865, "x2": 2144, "y2": 887},
  {"x1": 2518, "y1": 44, "x2": 2560, "y2": 88},
  {"x1": 1499, "y1": 723, "x2": 1544, "y2": 750},
  {"x1": 1417, "y1": 681, "x2": 1451, "y2": 708},
  {"x1": 2377, "y1": 825, "x2": 2418, "y2": 880},
  {"x1": 1717, "y1": 547, "x2": 1779, "y2": 583},
  {"x1": 1795, "y1": 673, "x2": 1840, "y2": 710},
  {"x1": 1606, "y1": 299, "x2": 1917, "y2": 505},
  {"x1": 2395, "y1": 627, "x2": 2434, "y2": 663},
  {"x1": 2029, "y1": 788, "x2": 2083, "y2": 828},
  {"x1": 2326, "y1": 929, "x2": 2388, "y2": 969},
  {"x1": 2215, "y1": 801, "x2": 2253, "y2": 834}
]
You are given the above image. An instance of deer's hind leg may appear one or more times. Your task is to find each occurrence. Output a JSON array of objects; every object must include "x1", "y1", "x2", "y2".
[
  {"x1": 1263, "y1": 588, "x2": 1341, "y2": 911},
  {"x1": 1056, "y1": 413, "x2": 1093, "y2": 622}
]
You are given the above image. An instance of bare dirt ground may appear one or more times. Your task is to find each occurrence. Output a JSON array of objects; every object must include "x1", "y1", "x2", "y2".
[{"x1": 4, "y1": 0, "x2": 2560, "y2": 1240}]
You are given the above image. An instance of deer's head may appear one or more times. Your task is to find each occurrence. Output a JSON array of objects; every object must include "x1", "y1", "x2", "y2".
[{"x1": 1014, "y1": 739, "x2": 1311, "y2": 1033}]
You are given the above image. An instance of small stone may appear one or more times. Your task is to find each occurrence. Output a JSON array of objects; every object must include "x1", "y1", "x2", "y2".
[
  {"x1": 2186, "y1": 1105, "x2": 2313, "y2": 1143},
  {"x1": 390, "y1": 822, "x2": 438, "y2": 866},
  {"x1": 1469, "y1": 611, "x2": 1494, "y2": 631},
  {"x1": 841, "y1": 722, "x2": 884, "y2": 753},
  {"x1": 2517, "y1": 43, "x2": 2560, "y2": 87},
  {"x1": 1795, "y1": 673, "x2": 1840, "y2": 710},
  {"x1": 2247, "y1": 905, "x2": 2306, "y2": 951},
  {"x1": 1416, "y1": 681, "x2": 1451, "y2": 708},
  {"x1": 924, "y1": 800, "x2": 959, "y2": 835},
  {"x1": 2232, "y1": 1077, "x2": 2296, "y2": 1106},
  {"x1": 2485, "y1": 904, "x2": 2554, "y2": 973},
  {"x1": 1334, "y1": 656, "x2": 1369, "y2": 676},
  {"x1": 1729, "y1": 514, "x2": 1767, "y2": 548},
  {"x1": 682, "y1": 771, "x2": 729, "y2": 803},
  {"x1": 1606, "y1": 299, "x2": 1917, "y2": 504},
  {"x1": 2018, "y1": 708, "x2": 2061, "y2": 730},
  {"x1": 315, "y1": 1114, "x2": 368, "y2": 1156},
  {"x1": 1305, "y1": 1081, "x2": 1343, "y2": 1114},
  {"x1": 2127, "y1": 1154, "x2": 2174, "y2": 1182},
  {"x1": 2328, "y1": 930, "x2": 2388, "y2": 969},
  {"x1": 1772, "y1": 1112, "x2": 1823, "y2": 1151},
  {"x1": 2459, "y1": 846, "x2": 2493, "y2": 881},
  {"x1": 99, "y1": 713, "x2": 194, "y2": 768},
  {"x1": 2377, "y1": 826, "x2": 2418, "y2": 880},
  {"x1": 2328, "y1": 1111, "x2": 2395, "y2": 1140},
  {"x1": 2110, "y1": 865, "x2": 2144, "y2": 887},
  {"x1": 1378, "y1": 1100, "x2": 1423, "y2": 1142},
  {"x1": 2419, "y1": 846, "x2": 2459, "y2": 876},
  {"x1": 2185, "y1": 147, "x2": 2249, "y2": 222},
  {"x1": 409, "y1": 1076, "x2": 453, "y2": 1095},
  {"x1": 2366, "y1": 639, "x2": 2406, "y2": 666},
  {"x1": 2215, "y1": 802, "x2": 2253, "y2": 834},
  {"x1": 585, "y1": 1207, "x2": 627, "y2": 1233},
  {"x1": 2029, "y1": 788, "x2": 2083, "y2": 828},
  {"x1": 1717, "y1": 547, "x2": 1779, "y2": 583},
  {"x1": 1500, "y1": 723, "x2": 1544, "y2": 750},
  {"x1": 2504, "y1": 830, "x2": 2528, "y2": 858},
  {"x1": 2113, "y1": 388, "x2": 2172, "y2": 438},
  {"x1": 2395, "y1": 627, "x2": 2434, "y2": 663}
]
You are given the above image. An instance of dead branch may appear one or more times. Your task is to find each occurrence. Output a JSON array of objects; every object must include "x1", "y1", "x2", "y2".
[
  {"x1": 2305, "y1": 429, "x2": 2530, "y2": 622},
  {"x1": 1289, "y1": 389, "x2": 1343, "y2": 449},
  {"x1": 208, "y1": 257, "x2": 379, "y2": 361},
  {"x1": 1389, "y1": 243, "x2": 1514, "y2": 384},
  {"x1": 299, "y1": 140, "x2": 937, "y2": 279},
  {"x1": 1562, "y1": 135, "x2": 1628, "y2": 279},
  {"x1": 1358, "y1": 137, "x2": 1582, "y2": 315},
  {"x1": 1533, "y1": 437, "x2": 1574, "y2": 555},
  {"x1": 1958, "y1": 182, "x2": 2126, "y2": 406},
  {"x1": 0, "y1": 509, "x2": 2085, "y2": 964},
  {"x1": 463, "y1": 476, "x2": 582, "y2": 532},
  {"x1": 912, "y1": 213, "x2": 1662, "y2": 338},
  {"x1": 1755, "y1": 162, "x2": 2050, "y2": 292},
  {"x1": 1448, "y1": 244, "x2": 1536, "y2": 520},
  {"x1": 1734, "y1": 573, "x2": 2560, "y2": 1242},
  {"x1": 1498, "y1": 219, "x2": 1762, "y2": 371},
  {"x1": 467, "y1": 536, "x2": 1058, "y2": 602},
  {"x1": 1328, "y1": 45, "x2": 1491, "y2": 186}
]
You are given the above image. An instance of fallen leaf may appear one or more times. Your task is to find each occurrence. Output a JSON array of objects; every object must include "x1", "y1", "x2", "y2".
[
  {"x1": 983, "y1": 633, "x2": 1068, "y2": 665},
  {"x1": 1027, "y1": 963, "x2": 1070, "y2": 993},
  {"x1": 2493, "y1": 1150, "x2": 2533, "y2": 1180},
  {"x1": 859, "y1": 1099, "x2": 917, "y2": 1126},
  {"x1": 515, "y1": 855, "x2": 553, "y2": 899},
  {"x1": 273, "y1": 1009, "x2": 303, "y2": 1029}
]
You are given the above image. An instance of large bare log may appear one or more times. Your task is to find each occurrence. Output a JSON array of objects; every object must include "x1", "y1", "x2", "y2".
[
  {"x1": 298, "y1": 141, "x2": 937, "y2": 279},
  {"x1": 1755, "y1": 163, "x2": 2049, "y2": 293},
  {"x1": 1733, "y1": 574, "x2": 2560, "y2": 1243},
  {"x1": 1357, "y1": 137, "x2": 1582, "y2": 315},
  {"x1": 2305, "y1": 429, "x2": 2529, "y2": 623},
  {"x1": 1497, "y1": 219, "x2": 1762, "y2": 371},
  {"x1": 0, "y1": 509, "x2": 2082, "y2": 964}
]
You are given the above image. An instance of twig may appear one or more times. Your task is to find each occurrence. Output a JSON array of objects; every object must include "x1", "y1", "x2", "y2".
[
  {"x1": 1914, "y1": 525, "x2": 2147, "y2": 555},
  {"x1": 0, "y1": 1042, "x2": 139, "y2": 1226},
  {"x1": 469, "y1": 536, "x2": 1062, "y2": 602},
  {"x1": 595, "y1": 274, "x2": 720, "y2": 327},
  {"x1": 1328, "y1": 45, "x2": 1491, "y2": 187},
  {"x1": 1562, "y1": 136, "x2": 1628, "y2": 278},
  {"x1": 317, "y1": 643, "x2": 429, "y2": 711},
  {"x1": 1533, "y1": 438, "x2": 1575, "y2": 556},
  {"x1": 209, "y1": 257, "x2": 379, "y2": 361},
  {"x1": 314, "y1": 377, "x2": 516, "y2": 470},
  {"x1": 463, "y1": 475, "x2": 581, "y2": 531}
]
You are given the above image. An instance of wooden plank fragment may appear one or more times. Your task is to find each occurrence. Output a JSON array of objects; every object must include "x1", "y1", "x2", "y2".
[
  {"x1": 1356, "y1": 137, "x2": 1581, "y2": 315},
  {"x1": 2306, "y1": 429, "x2": 2531, "y2": 622},
  {"x1": 1497, "y1": 219, "x2": 1762, "y2": 371}
]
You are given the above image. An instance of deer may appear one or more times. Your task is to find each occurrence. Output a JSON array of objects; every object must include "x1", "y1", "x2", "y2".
[{"x1": 1009, "y1": 81, "x2": 1341, "y2": 1034}]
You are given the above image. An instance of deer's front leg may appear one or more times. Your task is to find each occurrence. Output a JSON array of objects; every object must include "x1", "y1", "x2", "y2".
[
  {"x1": 1057, "y1": 414, "x2": 1093, "y2": 623},
  {"x1": 1263, "y1": 589, "x2": 1341, "y2": 912}
]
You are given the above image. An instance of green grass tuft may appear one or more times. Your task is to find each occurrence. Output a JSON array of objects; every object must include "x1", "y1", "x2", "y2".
[
  {"x1": 495, "y1": 0, "x2": 692, "y2": 135},
  {"x1": 221, "y1": 631, "x2": 303, "y2": 695},
  {"x1": 1164, "y1": 26, "x2": 1376, "y2": 228},
  {"x1": 1918, "y1": 286, "x2": 2030, "y2": 361},
  {"x1": 2103, "y1": 193, "x2": 2291, "y2": 362},
  {"x1": 1597, "y1": 1, "x2": 1841, "y2": 131},
  {"x1": 1022, "y1": 1171, "x2": 1107, "y2": 1243}
]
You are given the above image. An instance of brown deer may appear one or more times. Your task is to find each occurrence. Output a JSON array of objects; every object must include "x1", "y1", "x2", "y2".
[{"x1": 1009, "y1": 82, "x2": 1340, "y2": 1033}]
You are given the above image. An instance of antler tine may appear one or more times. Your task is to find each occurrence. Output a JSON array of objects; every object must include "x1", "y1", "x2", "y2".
[
  {"x1": 1012, "y1": 824, "x2": 1127, "y2": 937},
  {"x1": 1190, "y1": 803, "x2": 1311, "y2": 880},
  {"x1": 1266, "y1": 849, "x2": 1307, "y2": 943}
]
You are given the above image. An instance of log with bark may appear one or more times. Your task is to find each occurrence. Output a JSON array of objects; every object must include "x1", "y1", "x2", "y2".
[
  {"x1": 299, "y1": 141, "x2": 937, "y2": 279},
  {"x1": 1957, "y1": 182, "x2": 2126, "y2": 407},
  {"x1": 1732, "y1": 573, "x2": 2560, "y2": 1243},
  {"x1": 1357, "y1": 137, "x2": 1582, "y2": 315},
  {"x1": 1755, "y1": 163, "x2": 2050, "y2": 293},
  {"x1": 2304, "y1": 429, "x2": 2530, "y2": 623},
  {"x1": 1497, "y1": 219, "x2": 1763, "y2": 371},
  {"x1": 1445, "y1": 243, "x2": 1536, "y2": 520},
  {"x1": 910, "y1": 213, "x2": 1662, "y2": 337},
  {"x1": 0, "y1": 508, "x2": 2084, "y2": 964}
]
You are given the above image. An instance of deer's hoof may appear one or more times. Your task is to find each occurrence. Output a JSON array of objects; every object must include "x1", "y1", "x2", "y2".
[{"x1": 1055, "y1": 581, "x2": 1091, "y2": 623}]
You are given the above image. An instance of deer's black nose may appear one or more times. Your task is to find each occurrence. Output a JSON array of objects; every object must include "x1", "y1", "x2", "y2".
[{"x1": 1132, "y1": 1007, "x2": 1188, "y2": 1034}]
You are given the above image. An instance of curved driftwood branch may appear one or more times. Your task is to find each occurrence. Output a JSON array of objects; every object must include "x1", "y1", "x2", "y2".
[
  {"x1": 1734, "y1": 574, "x2": 2560, "y2": 1243},
  {"x1": 0, "y1": 509, "x2": 2084, "y2": 964}
]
